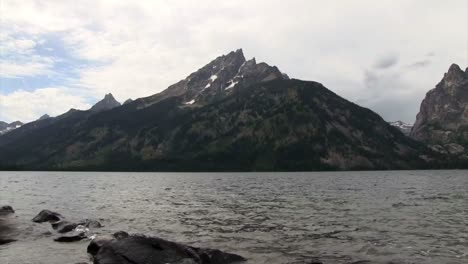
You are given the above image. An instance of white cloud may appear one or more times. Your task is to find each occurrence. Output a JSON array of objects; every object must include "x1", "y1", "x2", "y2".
[
  {"x1": 0, "y1": 59, "x2": 54, "y2": 78},
  {"x1": 0, "y1": 29, "x2": 55, "y2": 78},
  {"x1": 0, "y1": 88, "x2": 91, "y2": 122}
]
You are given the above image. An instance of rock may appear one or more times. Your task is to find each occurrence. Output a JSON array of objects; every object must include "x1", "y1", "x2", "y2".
[
  {"x1": 87, "y1": 233, "x2": 128, "y2": 256},
  {"x1": 77, "y1": 219, "x2": 103, "y2": 228},
  {"x1": 411, "y1": 63, "x2": 468, "y2": 155},
  {"x1": 32, "y1": 209, "x2": 63, "y2": 223},
  {"x1": 445, "y1": 143, "x2": 465, "y2": 155},
  {"x1": 54, "y1": 231, "x2": 87, "y2": 242},
  {"x1": 89, "y1": 233, "x2": 245, "y2": 264},
  {"x1": 52, "y1": 220, "x2": 78, "y2": 233},
  {"x1": 0, "y1": 207, "x2": 17, "y2": 245},
  {"x1": 0, "y1": 205, "x2": 14, "y2": 215},
  {"x1": 112, "y1": 231, "x2": 129, "y2": 239}
]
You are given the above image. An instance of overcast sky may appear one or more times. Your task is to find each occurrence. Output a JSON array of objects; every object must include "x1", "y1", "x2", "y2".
[{"x1": 1, "y1": 0, "x2": 467, "y2": 123}]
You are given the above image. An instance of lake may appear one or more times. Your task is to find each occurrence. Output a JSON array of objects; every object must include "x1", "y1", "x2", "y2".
[{"x1": 0, "y1": 171, "x2": 467, "y2": 264}]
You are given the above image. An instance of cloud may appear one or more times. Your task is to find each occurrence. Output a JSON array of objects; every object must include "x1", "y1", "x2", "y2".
[
  {"x1": 0, "y1": 88, "x2": 91, "y2": 122},
  {"x1": 0, "y1": 59, "x2": 54, "y2": 78},
  {"x1": 407, "y1": 59, "x2": 431, "y2": 69},
  {"x1": 373, "y1": 53, "x2": 400, "y2": 69},
  {"x1": 0, "y1": 0, "x2": 467, "y2": 123},
  {"x1": 0, "y1": 30, "x2": 55, "y2": 78}
]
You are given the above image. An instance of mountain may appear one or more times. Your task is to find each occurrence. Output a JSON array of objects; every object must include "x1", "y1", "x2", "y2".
[
  {"x1": 90, "y1": 93, "x2": 121, "y2": 112},
  {"x1": 0, "y1": 50, "x2": 451, "y2": 171},
  {"x1": 39, "y1": 114, "x2": 50, "y2": 120},
  {"x1": 134, "y1": 49, "x2": 288, "y2": 108},
  {"x1": 411, "y1": 64, "x2": 468, "y2": 156},
  {"x1": 389, "y1": 121, "x2": 413, "y2": 136},
  {"x1": 123, "y1": 99, "x2": 133, "y2": 105},
  {"x1": 0, "y1": 121, "x2": 23, "y2": 135}
]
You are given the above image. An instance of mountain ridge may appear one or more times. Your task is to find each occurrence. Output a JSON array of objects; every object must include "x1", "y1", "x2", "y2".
[
  {"x1": 411, "y1": 63, "x2": 468, "y2": 157},
  {"x1": 0, "y1": 50, "x2": 464, "y2": 171}
]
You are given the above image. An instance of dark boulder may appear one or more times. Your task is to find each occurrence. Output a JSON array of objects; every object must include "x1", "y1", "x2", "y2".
[
  {"x1": 89, "y1": 233, "x2": 245, "y2": 264},
  {"x1": 32, "y1": 209, "x2": 63, "y2": 223},
  {"x1": 54, "y1": 230, "x2": 87, "y2": 242},
  {"x1": 78, "y1": 219, "x2": 103, "y2": 228},
  {"x1": 52, "y1": 220, "x2": 78, "y2": 233},
  {"x1": 87, "y1": 232, "x2": 129, "y2": 256},
  {"x1": 0, "y1": 205, "x2": 14, "y2": 215},
  {"x1": 0, "y1": 206, "x2": 16, "y2": 245}
]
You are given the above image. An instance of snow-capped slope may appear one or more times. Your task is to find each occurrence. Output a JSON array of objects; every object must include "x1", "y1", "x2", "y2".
[
  {"x1": 389, "y1": 121, "x2": 413, "y2": 136},
  {"x1": 0, "y1": 121, "x2": 23, "y2": 135}
]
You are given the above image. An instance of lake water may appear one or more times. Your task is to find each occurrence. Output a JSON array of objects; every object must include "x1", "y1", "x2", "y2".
[{"x1": 0, "y1": 171, "x2": 467, "y2": 264}]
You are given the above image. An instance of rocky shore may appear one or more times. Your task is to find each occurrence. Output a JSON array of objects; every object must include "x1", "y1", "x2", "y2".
[{"x1": 1, "y1": 206, "x2": 246, "y2": 264}]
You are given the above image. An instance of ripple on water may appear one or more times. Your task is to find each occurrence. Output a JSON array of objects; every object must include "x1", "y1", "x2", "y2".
[{"x1": 0, "y1": 170, "x2": 468, "y2": 264}]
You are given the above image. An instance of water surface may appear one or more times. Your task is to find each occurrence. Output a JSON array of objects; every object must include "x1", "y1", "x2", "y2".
[{"x1": 0, "y1": 171, "x2": 467, "y2": 264}]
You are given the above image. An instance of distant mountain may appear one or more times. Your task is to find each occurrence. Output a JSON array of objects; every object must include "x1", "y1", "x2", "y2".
[
  {"x1": 123, "y1": 99, "x2": 133, "y2": 105},
  {"x1": 0, "y1": 121, "x2": 23, "y2": 135},
  {"x1": 389, "y1": 121, "x2": 413, "y2": 136},
  {"x1": 38, "y1": 114, "x2": 50, "y2": 120},
  {"x1": 0, "y1": 50, "x2": 456, "y2": 171},
  {"x1": 411, "y1": 64, "x2": 468, "y2": 157},
  {"x1": 90, "y1": 93, "x2": 121, "y2": 112}
]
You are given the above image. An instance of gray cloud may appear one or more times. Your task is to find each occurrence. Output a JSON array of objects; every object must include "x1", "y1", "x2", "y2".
[
  {"x1": 373, "y1": 54, "x2": 400, "y2": 69},
  {"x1": 407, "y1": 59, "x2": 432, "y2": 69}
]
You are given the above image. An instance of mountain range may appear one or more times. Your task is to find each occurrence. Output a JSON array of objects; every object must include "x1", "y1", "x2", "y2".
[
  {"x1": 0, "y1": 49, "x2": 465, "y2": 171},
  {"x1": 0, "y1": 121, "x2": 23, "y2": 135}
]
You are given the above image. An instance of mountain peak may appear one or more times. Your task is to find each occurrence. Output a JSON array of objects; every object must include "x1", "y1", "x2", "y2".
[
  {"x1": 142, "y1": 49, "x2": 288, "y2": 107},
  {"x1": 90, "y1": 93, "x2": 121, "y2": 112},
  {"x1": 123, "y1": 98, "x2": 133, "y2": 105},
  {"x1": 444, "y1": 63, "x2": 466, "y2": 81},
  {"x1": 39, "y1": 114, "x2": 50, "y2": 120},
  {"x1": 411, "y1": 63, "x2": 468, "y2": 152},
  {"x1": 104, "y1": 93, "x2": 116, "y2": 99}
]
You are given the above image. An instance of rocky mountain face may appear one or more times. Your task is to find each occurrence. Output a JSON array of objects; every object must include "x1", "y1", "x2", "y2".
[
  {"x1": 135, "y1": 49, "x2": 288, "y2": 108},
  {"x1": 389, "y1": 121, "x2": 413, "y2": 136},
  {"x1": 411, "y1": 64, "x2": 468, "y2": 156},
  {"x1": 0, "y1": 121, "x2": 23, "y2": 135},
  {"x1": 90, "y1": 93, "x2": 121, "y2": 112},
  {"x1": 0, "y1": 50, "x2": 454, "y2": 171}
]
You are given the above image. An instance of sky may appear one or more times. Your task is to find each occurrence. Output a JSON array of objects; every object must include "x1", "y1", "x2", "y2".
[{"x1": 0, "y1": 0, "x2": 467, "y2": 123}]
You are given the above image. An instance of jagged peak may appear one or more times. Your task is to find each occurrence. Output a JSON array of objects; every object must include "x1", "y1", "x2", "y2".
[
  {"x1": 104, "y1": 93, "x2": 116, "y2": 100},
  {"x1": 445, "y1": 63, "x2": 465, "y2": 79},
  {"x1": 39, "y1": 114, "x2": 50, "y2": 120},
  {"x1": 90, "y1": 93, "x2": 121, "y2": 112}
]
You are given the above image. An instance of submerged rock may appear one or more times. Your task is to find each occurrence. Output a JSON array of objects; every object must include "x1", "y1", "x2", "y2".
[
  {"x1": 54, "y1": 230, "x2": 87, "y2": 242},
  {"x1": 32, "y1": 210, "x2": 63, "y2": 223},
  {"x1": 52, "y1": 220, "x2": 78, "y2": 233},
  {"x1": 0, "y1": 205, "x2": 15, "y2": 215},
  {"x1": 0, "y1": 205, "x2": 16, "y2": 245},
  {"x1": 78, "y1": 219, "x2": 103, "y2": 228},
  {"x1": 89, "y1": 233, "x2": 246, "y2": 264}
]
